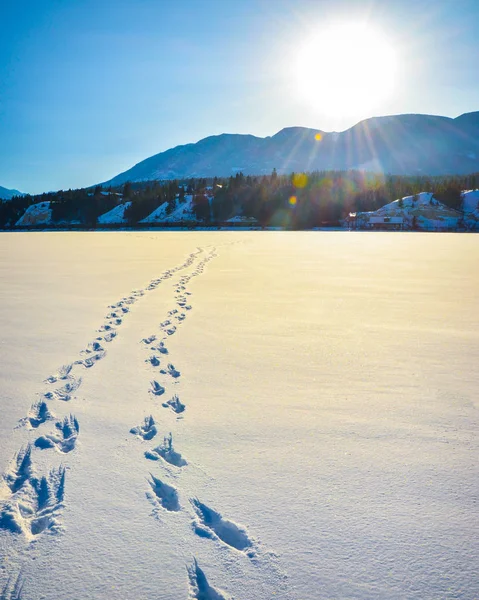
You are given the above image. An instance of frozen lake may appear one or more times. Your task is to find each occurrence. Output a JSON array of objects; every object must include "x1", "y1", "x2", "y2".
[{"x1": 1, "y1": 232, "x2": 478, "y2": 599}]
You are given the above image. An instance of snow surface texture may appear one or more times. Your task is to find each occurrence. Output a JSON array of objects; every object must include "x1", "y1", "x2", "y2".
[{"x1": 0, "y1": 232, "x2": 478, "y2": 599}]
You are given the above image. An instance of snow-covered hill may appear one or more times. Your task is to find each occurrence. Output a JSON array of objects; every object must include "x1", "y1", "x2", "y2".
[
  {"x1": 97, "y1": 201, "x2": 132, "y2": 224},
  {"x1": 100, "y1": 111, "x2": 479, "y2": 186},
  {"x1": 352, "y1": 192, "x2": 465, "y2": 231},
  {"x1": 15, "y1": 201, "x2": 52, "y2": 226},
  {"x1": 140, "y1": 196, "x2": 196, "y2": 224},
  {"x1": 462, "y1": 190, "x2": 479, "y2": 230}
]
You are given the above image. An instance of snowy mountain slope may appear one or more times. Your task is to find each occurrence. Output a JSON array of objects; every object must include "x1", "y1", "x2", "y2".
[
  {"x1": 97, "y1": 201, "x2": 132, "y2": 224},
  {"x1": 100, "y1": 111, "x2": 479, "y2": 186},
  {"x1": 15, "y1": 201, "x2": 52, "y2": 226},
  {"x1": 0, "y1": 186, "x2": 24, "y2": 200},
  {"x1": 0, "y1": 232, "x2": 477, "y2": 599}
]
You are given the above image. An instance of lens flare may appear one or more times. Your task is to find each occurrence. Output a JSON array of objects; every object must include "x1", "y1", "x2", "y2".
[
  {"x1": 289, "y1": 196, "x2": 297, "y2": 205},
  {"x1": 293, "y1": 173, "x2": 308, "y2": 188},
  {"x1": 315, "y1": 133, "x2": 322, "y2": 141}
]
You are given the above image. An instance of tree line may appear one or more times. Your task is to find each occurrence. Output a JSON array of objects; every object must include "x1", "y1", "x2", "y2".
[{"x1": 1, "y1": 170, "x2": 477, "y2": 229}]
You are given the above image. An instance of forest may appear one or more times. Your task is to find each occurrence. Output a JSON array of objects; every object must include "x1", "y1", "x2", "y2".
[{"x1": 1, "y1": 169, "x2": 477, "y2": 229}]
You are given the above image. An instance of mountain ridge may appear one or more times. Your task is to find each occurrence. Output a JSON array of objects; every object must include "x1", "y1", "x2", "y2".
[
  {"x1": 100, "y1": 111, "x2": 479, "y2": 187},
  {"x1": 0, "y1": 186, "x2": 25, "y2": 200}
]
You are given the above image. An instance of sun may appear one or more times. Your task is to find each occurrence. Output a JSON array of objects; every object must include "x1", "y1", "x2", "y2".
[{"x1": 295, "y1": 22, "x2": 397, "y2": 118}]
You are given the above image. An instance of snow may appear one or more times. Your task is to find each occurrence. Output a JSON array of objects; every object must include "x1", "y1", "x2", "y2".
[
  {"x1": 15, "y1": 201, "x2": 52, "y2": 226},
  {"x1": 0, "y1": 232, "x2": 478, "y2": 599},
  {"x1": 97, "y1": 201, "x2": 131, "y2": 224},
  {"x1": 225, "y1": 215, "x2": 258, "y2": 223},
  {"x1": 139, "y1": 201, "x2": 168, "y2": 223},
  {"x1": 354, "y1": 192, "x2": 463, "y2": 230},
  {"x1": 462, "y1": 189, "x2": 479, "y2": 213},
  {"x1": 142, "y1": 196, "x2": 196, "y2": 223}
]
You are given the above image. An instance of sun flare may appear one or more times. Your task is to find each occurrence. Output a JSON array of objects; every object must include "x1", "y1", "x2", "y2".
[{"x1": 295, "y1": 22, "x2": 397, "y2": 117}]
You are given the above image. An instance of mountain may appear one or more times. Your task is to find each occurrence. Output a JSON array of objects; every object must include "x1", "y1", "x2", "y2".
[
  {"x1": 100, "y1": 112, "x2": 479, "y2": 186},
  {"x1": 0, "y1": 186, "x2": 25, "y2": 200}
]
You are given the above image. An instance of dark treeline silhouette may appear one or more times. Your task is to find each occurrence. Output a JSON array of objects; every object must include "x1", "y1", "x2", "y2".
[{"x1": 1, "y1": 170, "x2": 478, "y2": 229}]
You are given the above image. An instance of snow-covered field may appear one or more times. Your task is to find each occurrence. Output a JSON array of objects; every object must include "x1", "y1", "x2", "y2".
[{"x1": 0, "y1": 232, "x2": 478, "y2": 600}]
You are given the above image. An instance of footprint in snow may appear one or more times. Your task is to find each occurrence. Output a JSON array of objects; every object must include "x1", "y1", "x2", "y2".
[
  {"x1": 44, "y1": 377, "x2": 81, "y2": 402},
  {"x1": 153, "y1": 342, "x2": 168, "y2": 354},
  {"x1": 0, "y1": 571, "x2": 24, "y2": 600},
  {"x1": 44, "y1": 364, "x2": 72, "y2": 384},
  {"x1": 75, "y1": 351, "x2": 106, "y2": 368},
  {"x1": 82, "y1": 341, "x2": 104, "y2": 354},
  {"x1": 141, "y1": 335, "x2": 157, "y2": 345},
  {"x1": 18, "y1": 400, "x2": 54, "y2": 429},
  {"x1": 191, "y1": 498, "x2": 253, "y2": 553},
  {"x1": 146, "y1": 474, "x2": 180, "y2": 512},
  {"x1": 145, "y1": 433, "x2": 187, "y2": 467},
  {"x1": 34, "y1": 415, "x2": 79, "y2": 453},
  {"x1": 0, "y1": 466, "x2": 66, "y2": 538},
  {"x1": 102, "y1": 331, "x2": 117, "y2": 343},
  {"x1": 162, "y1": 394, "x2": 185, "y2": 414},
  {"x1": 187, "y1": 559, "x2": 229, "y2": 600},
  {"x1": 146, "y1": 355, "x2": 161, "y2": 367},
  {"x1": 3, "y1": 445, "x2": 33, "y2": 494},
  {"x1": 149, "y1": 381, "x2": 165, "y2": 396},
  {"x1": 130, "y1": 416, "x2": 157, "y2": 441},
  {"x1": 160, "y1": 363, "x2": 180, "y2": 379}
]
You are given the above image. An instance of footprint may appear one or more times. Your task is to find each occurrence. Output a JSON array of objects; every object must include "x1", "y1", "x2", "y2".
[
  {"x1": 162, "y1": 394, "x2": 185, "y2": 414},
  {"x1": 141, "y1": 335, "x2": 157, "y2": 345},
  {"x1": 82, "y1": 341, "x2": 104, "y2": 354},
  {"x1": 191, "y1": 499, "x2": 253, "y2": 552},
  {"x1": 98, "y1": 323, "x2": 115, "y2": 332},
  {"x1": 146, "y1": 474, "x2": 180, "y2": 512},
  {"x1": 160, "y1": 320, "x2": 171, "y2": 328},
  {"x1": 149, "y1": 381, "x2": 165, "y2": 396},
  {"x1": 19, "y1": 400, "x2": 54, "y2": 429},
  {"x1": 0, "y1": 466, "x2": 66, "y2": 538},
  {"x1": 130, "y1": 416, "x2": 157, "y2": 441},
  {"x1": 75, "y1": 351, "x2": 106, "y2": 368},
  {"x1": 44, "y1": 364, "x2": 72, "y2": 384},
  {"x1": 145, "y1": 355, "x2": 161, "y2": 367},
  {"x1": 0, "y1": 571, "x2": 24, "y2": 599},
  {"x1": 3, "y1": 445, "x2": 32, "y2": 494},
  {"x1": 145, "y1": 433, "x2": 187, "y2": 467},
  {"x1": 34, "y1": 415, "x2": 79, "y2": 453},
  {"x1": 44, "y1": 377, "x2": 81, "y2": 402},
  {"x1": 165, "y1": 326, "x2": 177, "y2": 336},
  {"x1": 176, "y1": 314, "x2": 186, "y2": 322},
  {"x1": 103, "y1": 331, "x2": 117, "y2": 343},
  {"x1": 160, "y1": 364, "x2": 180, "y2": 379},
  {"x1": 187, "y1": 559, "x2": 229, "y2": 600},
  {"x1": 154, "y1": 342, "x2": 169, "y2": 355},
  {"x1": 168, "y1": 309, "x2": 178, "y2": 316}
]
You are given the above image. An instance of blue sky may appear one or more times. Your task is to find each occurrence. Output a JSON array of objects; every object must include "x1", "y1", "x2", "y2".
[{"x1": 1, "y1": 0, "x2": 478, "y2": 194}]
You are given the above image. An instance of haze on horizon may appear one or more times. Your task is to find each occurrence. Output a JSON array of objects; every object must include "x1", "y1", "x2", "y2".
[{"x1": 1, "y1": 0, "x2": 479, "y2": 194}]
